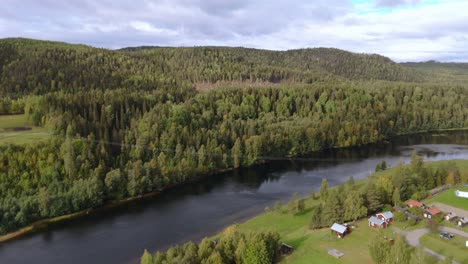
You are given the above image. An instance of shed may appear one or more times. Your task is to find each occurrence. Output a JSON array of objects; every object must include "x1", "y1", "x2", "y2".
[
  {"x1": 394, "y1": 206, "x2": 407, "y2": 213},
  {"x1": 280, "y1": 243, "x2": 293, "y2": 255},
  {"x1": 330, "y1": 223, "x2": 348, "y2": 238},
  {"x1": 368, "y1": 216, "x2": 387, "y2": 228},
  {"x1": 377, "y1": 211, "x2": 394, "y2": 223},
  {"x1": 406, "y1": 212, "x2": 420, "y2": 222}
]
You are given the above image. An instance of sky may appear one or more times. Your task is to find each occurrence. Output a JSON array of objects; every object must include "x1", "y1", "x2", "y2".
[{"x1": 0, "y1": 0, "x2": 467, "y2": 62}]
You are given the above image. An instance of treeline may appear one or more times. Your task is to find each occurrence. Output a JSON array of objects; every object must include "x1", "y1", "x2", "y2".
[
  {"x1": 308, "y1": 154, "x2": 463, "y2": 229},
  {"x1": 0, "y1": 82, "x2": 467, "y2": 233},
  {"x1": 0, "y1": 38, "x2": 422, "y2": 97},
  {"x1": 140, "y1": 227, "x2": 280, "y2": 264},
  {"x1": 0, "y1": 97, "x2": 24, "y2": 114}
]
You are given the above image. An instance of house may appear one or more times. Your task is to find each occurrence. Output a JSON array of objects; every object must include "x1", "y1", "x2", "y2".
[
  {"x1": 424, "y1": 207, "x2": 441, "y2": 219},
  {"x1": 445, "y1": 212, "x2": 457, "y2": 221},
  {"x1": 331, "y1": 223, "x2": 348, "y2": 238},
  {"x1": 407, "y1": 200, "x2": 423, "y2": 208},
  {"x1": 458, "y1": 217, "x2": 468, "y2": 227},
  {"x1": 280, "y1": 243, "x2": 293, "y2": 256},
  {"x1": 368, "y1": 216, "x2": 387, "y2": 228},
  {"x1": 377, "y1": 211, "x2": 394, "y2": 223}
]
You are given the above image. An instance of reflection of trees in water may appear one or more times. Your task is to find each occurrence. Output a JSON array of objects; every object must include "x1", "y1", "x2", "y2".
[{"x1": 394, "y1": 130, "x2": 468, "y2": 146}]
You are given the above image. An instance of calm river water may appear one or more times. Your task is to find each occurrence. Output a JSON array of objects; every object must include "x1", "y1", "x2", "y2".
[{"x1": 0, "y1": 130, "x2": 467, "y2": 264}]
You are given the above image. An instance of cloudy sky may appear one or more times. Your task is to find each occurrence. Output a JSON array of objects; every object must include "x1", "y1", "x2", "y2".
[{"x1": 1, "y1": 0, "x2": 467, "y2": 61}]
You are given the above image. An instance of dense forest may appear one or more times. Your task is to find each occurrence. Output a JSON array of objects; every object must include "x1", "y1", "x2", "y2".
[
  {"x1": 0, "y1": 38, "x2": 467, "y2": 234},
  {"x1": 141, "y1": 228, "x2": 280, "y2": 264}
]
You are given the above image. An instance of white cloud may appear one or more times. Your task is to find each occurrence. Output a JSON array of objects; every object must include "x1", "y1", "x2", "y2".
[{"x1": 0, "y1": 0, "x2": 467, "y2": 61}]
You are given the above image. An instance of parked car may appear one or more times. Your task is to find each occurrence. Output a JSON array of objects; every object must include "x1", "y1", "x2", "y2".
[{"x1": 439, "y1": 232, "x2": 454, "y2": 239}]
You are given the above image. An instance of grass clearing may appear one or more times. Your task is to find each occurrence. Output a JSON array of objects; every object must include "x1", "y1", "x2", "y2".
[
  {"x1": 0, "y1": 114, "x2": 50, "y2": 145},
  {"x1": 425, "y1": 187, "x2": 468, "y2": 211},
  {"x1": 238, "y1": 196, "x2": 394, "y2": 264},
  {"x1": 420, "y1": 233, "x2": 468, "y2": 264}
]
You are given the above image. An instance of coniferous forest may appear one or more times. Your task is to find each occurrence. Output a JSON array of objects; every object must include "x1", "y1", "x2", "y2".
[{"x1": 0, "y1": 38, "x2": 467, "y2": 234}]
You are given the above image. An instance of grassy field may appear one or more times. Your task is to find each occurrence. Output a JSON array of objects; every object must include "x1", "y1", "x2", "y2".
[
  {"x1": 0, "y1": 114, "x2": 50, "y2": 145},
  {"x1": 237, "y1": 191, "x2": 397, "y2": 264},
  {"x1": 420, "y1": 233, "x2": 468, "y2": 264},
  {"x1": 425, "y1": 187, "x2": 468, "y2": 211}
]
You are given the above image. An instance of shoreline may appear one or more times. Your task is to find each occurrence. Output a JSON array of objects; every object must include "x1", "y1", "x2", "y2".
[{"x1": 0, "y1": 127, "x2": 466, "y2": 244}]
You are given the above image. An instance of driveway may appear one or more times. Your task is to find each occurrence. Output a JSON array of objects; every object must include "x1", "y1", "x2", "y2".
[
  {"x1": 439, "y1": 226, "x2": 468, "y2": 238},
  {"x1": 393, "y1": 227, "x2": 461, "y2": 264}
]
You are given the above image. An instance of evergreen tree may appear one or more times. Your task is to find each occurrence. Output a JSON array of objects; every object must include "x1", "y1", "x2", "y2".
[
  {"x1": 141, "y1": 249, "x2": 153, "y2": 264},
  {"x1": 319, "y1": 178, "x2": 329, "y2": 201}
]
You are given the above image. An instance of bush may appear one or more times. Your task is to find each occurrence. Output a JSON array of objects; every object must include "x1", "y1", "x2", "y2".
[
  {"x1": 411, "y1": 191, "x2": 429, "y2": 201},
  {"x1": 408, "y1": 207, "x2": 423, "y2": 217},
  {"x1": 407, "y1": 218, "x2": 417, "y2": 226},
  {"x1": 394, "y1": 211, "x2": 407, "y2": 222},
  {"x1": 426, "y1": 220, "x2": 439, "y2": 233},
  {"x1": 382, "y1": 204, "x2": 393, "y2": 212}
]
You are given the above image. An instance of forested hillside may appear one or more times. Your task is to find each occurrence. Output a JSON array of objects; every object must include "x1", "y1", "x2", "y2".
[
  {"x1": 403, "y1": 61, "x2": 468, "y2": 84},
  {"x1": 0, "y1": 38, "x2": 467, "y2": 235},
  {"x1": 0, "y1": 38, "x2": 422, "y2": 97}
]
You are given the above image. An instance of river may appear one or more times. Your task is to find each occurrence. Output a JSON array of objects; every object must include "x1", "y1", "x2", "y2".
[{"x1": 0, "y1": 130, "x2": 467, "y2": 264}]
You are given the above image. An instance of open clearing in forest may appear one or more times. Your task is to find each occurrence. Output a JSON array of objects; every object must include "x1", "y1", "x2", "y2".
[
  {"x1": 237, "y1": 191, "x2": 392, "y2": 264},
  {"x1": 0, "y1": 114, "x2": 50, "y2": 145}
]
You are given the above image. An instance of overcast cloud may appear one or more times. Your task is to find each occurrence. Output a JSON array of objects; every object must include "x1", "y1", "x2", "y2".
[{"x1": 0, "y1": 0, "x2": 467, "y2": 61}]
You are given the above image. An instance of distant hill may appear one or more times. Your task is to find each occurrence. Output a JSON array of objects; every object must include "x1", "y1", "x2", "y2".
[
  {"x1": 0, "y1": 37, "x2": 423, "y2": 97},
  {"x1": 402, "y1": 61, "x2": 468, "y2": 84}
]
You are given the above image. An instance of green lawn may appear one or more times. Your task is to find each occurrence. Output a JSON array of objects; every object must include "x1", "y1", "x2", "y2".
[
  {"x1": 238, "y1": 197, "x2": 393, "y2": 264},
  {"x1": 0, "y1": 114, "x2": 50, "y2": 145},
  {"x1": 425, "y1": 187, "x2": 468, "y2": 211},
  {"x1": 420, "y1": 233, "x2": 468, "y2": 264}
]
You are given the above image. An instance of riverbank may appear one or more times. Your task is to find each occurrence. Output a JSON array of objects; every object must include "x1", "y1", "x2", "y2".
[
  {"x1": 233, "y1": 159, "x2": 468, "y2": 263},
  {"x1": 0, "y1": 128, "x2": 466, "y2": 245}
]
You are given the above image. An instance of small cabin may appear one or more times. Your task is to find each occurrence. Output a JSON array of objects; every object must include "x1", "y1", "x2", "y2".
[
  {"x1": 458, "y1": 217, "x2": 468, "y2": 227},
  {"x1": 424, "y1": 207, "x2": 441, "y2": 219},
  {"x1": 368, "y1": 216, "x2": 387, "y2": 228},
  {"x1": 330, "y1": 223, "x2": 348, "y2": 238},
  {"x1": 407, "y1": 200, "x2": 424, "y2": 208},
  {"x1": 377, "y1": 211, "x2": 394, "y2": 223},
  {"x1": 445, "y1": 212, "x2": 457, "y2": 222},
  {"x1": 280, "y1": 243, "x2": 293, "y2": 256}
]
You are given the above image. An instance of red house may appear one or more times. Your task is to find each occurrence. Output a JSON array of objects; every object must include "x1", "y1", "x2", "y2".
[
  {"x1": 424, "y1": 207, "x2": 441, "y2": 219},
  {"x1": 368, "y1": 216, "x2": 387, "y2": 228},
  {"x1": 407, "y1": 200, "x2": 423, "y2": 208},
  {"x1": 376, "y1": 211, "x2": 394, "y2": 223}
]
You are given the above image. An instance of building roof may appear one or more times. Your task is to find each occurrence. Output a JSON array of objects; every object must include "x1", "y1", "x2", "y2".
[
  {"x1": 446, "y1": 212, "x2": 457, "y2": 218},
  {"x1": 331, "y1": 223, "x2": 347, "y2": 234},
  {"x1": 368, "y1": 216, "x2": 385, "y2": 226},
  {"x1": 426, "y1": 207, "x2": 441, "y2": 215},
  {"x1": 459, "y1": 217, "x2": 468, "y2": 224},
  {"x1": 407, "y1": 200, "x2": 423, "y2": 207},
  {"x1": 394, "y1": 206, "x2": 407, "y2": 212},
  {"x1": 378, "y1": 211, "x2": 394, "y2": 219}
]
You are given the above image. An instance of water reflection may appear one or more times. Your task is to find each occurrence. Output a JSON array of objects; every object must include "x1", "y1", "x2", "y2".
[{"x1": 0, "y1": 130, "x2": 466, "y2": 264}]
